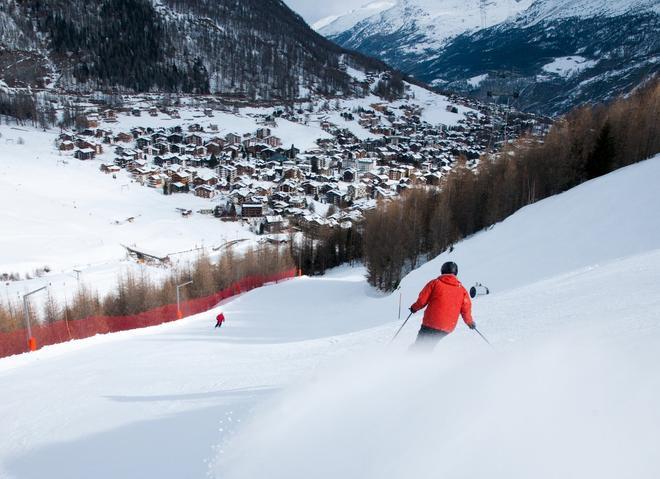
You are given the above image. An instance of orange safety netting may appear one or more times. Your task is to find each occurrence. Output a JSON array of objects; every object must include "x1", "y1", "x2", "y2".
[{"x1": 0, "y1": 269, "x2": 297, "y2": 359}]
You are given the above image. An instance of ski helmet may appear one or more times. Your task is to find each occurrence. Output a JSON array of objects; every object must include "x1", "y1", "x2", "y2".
[{"x1": 441, "y1": 261, "x2": 458, "y2": 275}]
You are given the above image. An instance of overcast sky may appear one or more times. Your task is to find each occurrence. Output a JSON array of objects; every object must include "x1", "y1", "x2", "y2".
[{"x1": 283, "y1": 0, "x2": 364, "y2": 25}]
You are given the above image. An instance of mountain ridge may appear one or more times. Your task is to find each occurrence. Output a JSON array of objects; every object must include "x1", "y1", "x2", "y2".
[{"x1": 319, "y1": 0, "x2": 660, "y2": 115}]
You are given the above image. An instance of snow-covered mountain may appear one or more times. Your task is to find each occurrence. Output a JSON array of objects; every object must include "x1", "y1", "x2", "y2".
[
  {"x1": 517, "y1": 0, "x2": 660, "y2": 22},
  {"x1": 0, "y1": 0, "x2": 388, "y2": 99},
  {"x1": 1, "y1": 148, "x2": 659, "y2": 476},
  {"x1": 319, "y1": 0, "x2": 660, "y2": 114},
  {"x1": 312, "y1": 1, "x2": 398, "y2": 34},
  {"x1": 318, "y1": 0, "x2": 534, "y2": 55}
]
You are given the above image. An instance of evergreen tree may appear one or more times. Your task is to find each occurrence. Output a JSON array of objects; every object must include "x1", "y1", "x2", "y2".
[{"x1": 585, "y1": 122, "x2": 616, "y2": 180}]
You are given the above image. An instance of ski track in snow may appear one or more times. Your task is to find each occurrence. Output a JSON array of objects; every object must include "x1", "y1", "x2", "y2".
[{"x1": 1, "y1": 155, "x2": 660, "y2": 478}]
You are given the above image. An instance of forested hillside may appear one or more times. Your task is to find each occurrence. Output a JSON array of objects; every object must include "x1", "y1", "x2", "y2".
[{"x1": 0, "y1": 0, "x2": 387, "y2": 99}]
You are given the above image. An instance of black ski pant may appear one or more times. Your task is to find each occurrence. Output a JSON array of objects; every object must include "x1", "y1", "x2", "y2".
[{"x1": 411, "y1": 325, "x2": 448, "y2": 351}]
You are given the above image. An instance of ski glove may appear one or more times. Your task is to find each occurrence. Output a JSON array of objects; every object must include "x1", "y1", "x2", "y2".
[
  {"x1": 468, "y1": 322, "x2": 477, "y2": 330},
  {"x1": 409, "y1": 306, "x2": 416, "y2": 314}
]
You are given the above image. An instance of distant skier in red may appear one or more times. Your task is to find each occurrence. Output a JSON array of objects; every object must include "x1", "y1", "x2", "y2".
[
  {"x1": 409, "y1": 262, "x2": 475, "y2": 349},
  {"x1": 215, "y1": 312, "x2": 225, "y2": 329}
]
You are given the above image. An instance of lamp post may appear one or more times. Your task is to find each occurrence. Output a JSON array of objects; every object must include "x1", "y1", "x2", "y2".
[
  {"x1": 176, "y1": 280, "x2": 193, "y2": 319},
  {"x1": 23, "y1": 285, "x2": 48, "y2": 352}
]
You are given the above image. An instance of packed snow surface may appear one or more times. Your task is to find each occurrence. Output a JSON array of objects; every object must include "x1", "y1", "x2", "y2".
[{"x1": 1, "y1": 155, "x2": 660, "y2": 478}]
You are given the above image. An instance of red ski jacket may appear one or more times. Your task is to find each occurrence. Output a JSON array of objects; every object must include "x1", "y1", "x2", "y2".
[
  {"x1": 411, "y1": 275, "x2": 474, "y2": 333},
  {"x1": 216, "y1": 313, "x2": 225, "y2": 324}
]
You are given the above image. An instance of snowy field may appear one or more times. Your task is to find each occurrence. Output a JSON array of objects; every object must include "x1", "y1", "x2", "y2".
[{"x1": 1, "y1": 155, "x2": 659, "y2": 478}]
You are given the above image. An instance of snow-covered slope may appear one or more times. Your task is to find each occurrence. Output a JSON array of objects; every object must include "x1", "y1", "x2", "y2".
[
  {"x1": 1, "y1": 155, "x2": 660, "y2": 478},
  {"x1": 321, "y1": 0, "x2": 660, "y2": 114},
  {"x1": 518, "y1": 0, "x2": 660, "y2": 23},
  {"x1": 313, "y1": 1, "x2": 397, "y2": 35},
  {"x1": 216, "y1": 251, "x2": 660, "y2": 479},
  {"x1": 215, "y1": 155, "x2": 660, "y2": 478}
]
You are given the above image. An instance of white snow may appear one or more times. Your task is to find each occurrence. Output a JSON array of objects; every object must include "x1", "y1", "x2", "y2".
[
  {"x1": 542, "y1": 56, "x2": 598, "y2": 77},
  {"x1": 311, "y1": 14, "x2": 341, "y2": 31},
  {"x1": 217, "y1": 251, "x2": 660, "y2": 478},
  {"x1": 234, "y1": 109, "x2": 332, "y2": 151},
  {"x1": 402, "y1": 84, "x2": 477, "y2": 126},
  {"x1": 518, "y1": 0, "x2": 660, "y2": 24},
  {"x1": 1, "y1": 149, "x2": 660, "y2": 478},
  {"x1": 467, "y1": 73, "x2": 489, "y2": 87},
  {"x1": 325, "y1": 110, "x2": 376, "y2": 139},
  {"x1": 345, "y1": 64, "x2": 368, "y2": 83},
  {"x1": 314, "y1": 1, "x2": 397, "y2": 36},
  {"x1": 214, "y1": 154, "x2": 660, "y2": 478}
]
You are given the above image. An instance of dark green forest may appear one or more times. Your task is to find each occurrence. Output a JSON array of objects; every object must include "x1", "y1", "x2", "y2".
[{"x1": 5, "y1": 0, "x2": 388, "y2": 98}]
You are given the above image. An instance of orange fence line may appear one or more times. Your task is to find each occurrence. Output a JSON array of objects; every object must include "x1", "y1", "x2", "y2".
[{"x1": 0, "y1": 269, "x2": 297, "y2": 359}]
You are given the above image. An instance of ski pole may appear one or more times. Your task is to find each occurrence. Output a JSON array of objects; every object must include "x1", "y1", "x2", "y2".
[
  {"x1": 474, "y1": 327, "x2": 493, "y2": 347},
  {"x1": 390, "y1": 311, "x2": 413, "y2": 344}
]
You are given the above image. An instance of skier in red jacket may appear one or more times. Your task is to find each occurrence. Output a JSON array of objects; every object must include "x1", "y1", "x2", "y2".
[
  {"x1": 215, "y1": 312, "x2": 225, "y2": 329},
  {"x1": 409, "y1": 262, "x2": 475, "y2": 349}
]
